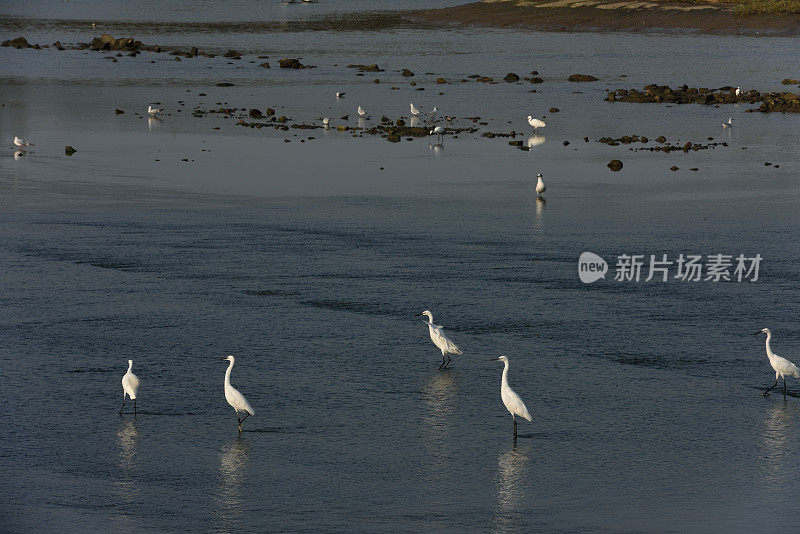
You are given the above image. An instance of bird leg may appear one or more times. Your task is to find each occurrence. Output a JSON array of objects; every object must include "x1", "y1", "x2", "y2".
[
  {"x1": 513, "y1": 417, "x2": 517, "y2": 438},
  {"x1": 446, "y1": 355, "x2": 452, "y2": 369},
  {"x1": 120, "y1": 395, "x2": 126, "y2": 414},
  {"x1": 762, "y1": 380, "x2": 777, "y2": 396},
  {"x1": 784, "y1": 377, "x2": 787, "y2": 398},
  {"x1": 240, "y1": 412, "x2": 250, "y2": 429},
  {"x1": 439, "y1": 354, "x2": 446, "y2": 370},
  {"x1": 134, "y1": 398, "x2": 137, "y2": 416}
]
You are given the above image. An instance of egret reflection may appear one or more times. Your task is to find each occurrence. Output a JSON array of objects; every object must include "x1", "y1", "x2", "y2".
[
  {"x1": 492, "y1": 443, "x2": 532, "y2": 534},
  {"x1": 113, "y1": 419, "x2": 140, "y2": 531},
  {"x1": 420, "y1": 372, "x2": 458, "y2": 452},
  {"x1": 526, "y1": 135, "x2": 545, "y2": 148},
  {"x1": 410, "y1": 116, "x2": 420, "y2": 127},
  {"x1": 147, "y1": 116, "x2": 161, "y2": 131},
  {"x1": 13, "y1": 150, "x2": 24, "y2": 160},
  {"x1": 117, "y1": 419, "x2": 139, "y2": 470},
  {"x1": 760, "y1": 401, "x2": 799, "y2": 481},
  {"x1": 429, "y1": 143, "x2": 444, "y2": 155},
  {"x1": 534, "y1": 197, "x2": 546, "y2": 230},
  {"x1": 217, "y1": 436, "x2": 251, "y2": 523}
]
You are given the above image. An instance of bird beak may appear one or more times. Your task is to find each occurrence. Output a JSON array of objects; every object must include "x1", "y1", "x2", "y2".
[
  {"x1": 489, "y1": 357, "x2": 500, "y2": 361},
  {"x1": 413, "y1": 313, "x2": 422, "y2": 317},
  {"x1": 220, "y1": 358, "x2": 228, "y2": 361},
  {"x1": 753, "y1": 331, "x2": 762, "y2": 335}
]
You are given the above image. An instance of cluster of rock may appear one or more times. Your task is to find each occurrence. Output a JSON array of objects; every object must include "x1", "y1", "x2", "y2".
[
  {"x1": 596, "y1": 134, "x2": 727, "y2": 152},
  {"x1": 279, "y1": 58, "x2": 314, "y2": 69},
  {"x1": 606, "y1": 84, "x2": 800, "y2": 113}
]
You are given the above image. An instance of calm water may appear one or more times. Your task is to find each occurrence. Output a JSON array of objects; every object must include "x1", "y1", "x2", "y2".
[{"x1": 2, "y1": 2, "x2": 800, "y2": 532}]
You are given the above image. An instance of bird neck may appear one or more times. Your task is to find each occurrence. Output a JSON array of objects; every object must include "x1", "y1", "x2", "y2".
[
  {"x1": 501, "y1": 360, "x2": 509, "y2": 388},
  {"x1": 225, "y1": 361, "x2": 233, "y2": 387},
  {"x1": 127, "y1": 361, "x2": 133, "y2": 372},
  {"x1": 765, "y1": 332, "x2": 775, "y2": 359},
  {"x1": 425, "y1": 313, "x2": 433, "y2": 325}
]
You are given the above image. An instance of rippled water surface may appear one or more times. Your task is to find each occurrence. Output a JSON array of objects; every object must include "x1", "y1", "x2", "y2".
[{"x1": 2, "y1": 1, "x2": 800, "y2": 532}]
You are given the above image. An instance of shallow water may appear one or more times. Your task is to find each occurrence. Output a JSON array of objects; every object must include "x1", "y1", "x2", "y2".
[{"x1": 2, "y1": 2, "x2": 800, "y2": 532}]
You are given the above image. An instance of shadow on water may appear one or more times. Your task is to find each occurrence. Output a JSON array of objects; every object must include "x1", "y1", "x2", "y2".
[
  {"x1": 492, "y1": 442, "x2": 532, "y2": 534},
  {"x1": 216, "y1": 435, "x2": 251, "y2": 528}
]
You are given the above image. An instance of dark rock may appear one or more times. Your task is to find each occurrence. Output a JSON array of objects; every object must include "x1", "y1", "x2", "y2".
[
  {"x1": 115, "y1": 108, "x2": 125, "y2": 114},
  {"x1": 279, "y1": 58, "x2": 304, "y2": 69},
  {"x1": 690, "y1": 168, "x2": 699, "y2": 171},
  {"x1": 670, "y1": 166, "x2": 679, "y2": 171},
  {"x1": 250, "y1": 108, "x2": 264, "y2": 118},
  {"x1": 508, "y1": 140, "x2": 523, "y2": 146},
  {"x1": 562, "y1": 141, "x2": 569, "y2": 146},
  {"x1": 53, "y1": 41, "x2": 64, "y2": 50},
  {"x1": 64, "y1": 146, "x2": 76, "y2": 156},
  {"x1": 266, "y1": 108, "x2": 275, "y2": 116},
  {"x1": 568, "y1": 74, "x2": 599, "y2": 82},
  {"x1": 530, "y1": 70, "x2": 539, "y2": 75},
  {"x1": 549, "y1": 107, "x2": 560, "y2": 113},
  {"x1": 765, "y1": 162, "x2": 772, "y2": 166},
  {"x1": 387, "y1": 134, "x2": 401, "y2": 143},
  {"x1": 396, "y1": 119, "x2": 406, "y2": 126},
  {"x1": 436, "y1": 78, "x2": 447, "y2": 84},
  {"x1": 503, "y1": 72, "x2": 520, "y2": 83},
  {"x1": 656, "y1": 136, "x2": 667, "y2": 143},
  {"x1": 401, "y1": 69, "x2": 414, "y2": 76},
  {"x1": 781, "y1": 79, "x2": 800, "y2": 85},
  {"x1": 526, "y1": 77, "x2": 543, "y2": 84},
  {"x1": 259, "y1": 62, "x2": 270, "y2": 68},
  {"x1": 216, "y1": 82, "x2": 235, "y2": 87},
  {"x1": 223, "y1": 50, "x2": 242, "y2": 58},
  {"x1": 584, "y1": 137, "x2": 589, "y2": 142},
  {"x1": 607, "y1": 159, "x2": 623, "y2": 171},
  {"x1": 2, "y1": 36, "x2": 31, "y2": 48},
  {"x1": 374, "y1": 79, "x2": 380, "y2": 84}
]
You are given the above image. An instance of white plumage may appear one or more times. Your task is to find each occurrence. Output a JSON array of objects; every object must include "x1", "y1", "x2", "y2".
[
  {"x1": 120, "y1": 359, "x2": 140, "y2": 414},
  {"x1": 527, "y1": 116, "x2": 545, "y2": 133},
  {"x1": 322, "y1": 117, "x2": 330, "y2": 127},
  {"x1": 336, "y1": 92, "x2": 345, "y2": 98},
  {"x1": 410, "y1": 102, "x2": 420, "y2": 116},
  {"x1": 535, "y1": 173, "x2": 546, "y2": 198},
  {"x1": 427, "y1": 106, "x2": 438, "y2": 119},
  {"x1": 492, "y1": 355, "x2": 531, "y2": 437},
  {"x1": 735, "y1": 87, "x2": 741, "y2": 96},
  {"x1": 415, "y1": 310, "x2": 463, "y2": 369},
  {"x1": 722, "y1": 117, "x2": 733, "y2": 128},
  {"x1": 223, "y1": 355, "x2": 255, "y2": 432},
  {"x1": 148, "y1": 105, "x2": 162, "y2": 116},
  {"x1": 429, "y1": 126, "x2": 445, "y2": 145},
  {"x1": 357, "y1": 106, "x2": 366, "y2": 117},
  {"x1": 755, "y1": 328, "x2": 800, "y2": 397},
  {"x1": 13, "y1": 136, "x2": 32, "y2": 148}
]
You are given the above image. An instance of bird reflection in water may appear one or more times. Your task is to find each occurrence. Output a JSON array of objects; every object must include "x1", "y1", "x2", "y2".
[
  {"x1": 147, "y1": 116, "x2": 161, "y2": 131},
  {"x1": 113, "y1": 419, "x2": 140, "y2": 531},
  {"x1": 429, "y1": 143, "x2": 444, "y2": 156},
  {"x1": 410, "y1": 115, "x2": 420, "y2": 128},
  {"x1": 217, "y1": 436, "x2": 251, "y2": 525},
  {"x1": 526, "y1": 135, "x2": 545, "y2": 148},
  {"x1": 420, "y1": 372, "x2": 458, "y2": 453},
  {"x1": 760, "y1": 401, "x2": 799, "y2": 483},
  {"x1": 492, "y1": 443, "x2": 532, "y2": 534},
  {"x1": 534, "y1": 197, "x2": 546, "y2": 231}
]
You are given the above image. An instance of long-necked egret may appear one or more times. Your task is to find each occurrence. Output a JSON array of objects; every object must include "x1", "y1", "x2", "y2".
[
  {"x1": 755, "y1": 328, "x2": 800, "y2": 397},
  {"x1": 336, "y1": 92, "x2": 345, "y2": 98},
  {"x1": 535, "y1": 173, "x2": 546, "y2": 198},
  {"x1": 735, "y1": 87, "x2": 741, "y2": 96},
  {"x1": 322, "y1": 117, "x2": 330, "y2": 128},
  {"x1": 148, "y1": 105, "x2": 162, "y2": 116},
  {"x1": 527, "y1": 116, "x2": 545, "y2": 133},
  {"x1": 428, "y1": 106, "x2": 438, "y2": 119},
  {"x1": 414, "y1": 310, "x2": 463, "y2": 369},
  {"x1": 13, "y1": 136, "x2": 33, "y2": 148},
  {"x1": 410, "y1": 102, "x2": 420, "y2": 116},
  {"x1": 222, "y1": 355, "x2": 255, "y2": 432},
  {"x1": 722, "y1": 117, "x2": 733, "y2": 128},
  {"x1": 429, "y1": 126, "x2": 445, "y2": 145},
  {"x1": 491, "y1": 355, "x2": 532, "y2": 438},
  {"x1": 357, "y1": 106, "x2": 366, "y2": 117},
  {"x1": 120, "y1": 359, "x2": 140, "y2": 415}
]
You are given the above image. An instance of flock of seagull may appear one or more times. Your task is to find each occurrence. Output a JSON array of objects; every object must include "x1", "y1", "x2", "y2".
[{"x1": 119, "y1": 316, "x2": 797, "y2": 438}]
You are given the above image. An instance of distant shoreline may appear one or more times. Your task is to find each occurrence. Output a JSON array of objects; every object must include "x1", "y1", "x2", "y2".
[{"x1": 406, "y1": 0, "x2": 800, "y2": 36}]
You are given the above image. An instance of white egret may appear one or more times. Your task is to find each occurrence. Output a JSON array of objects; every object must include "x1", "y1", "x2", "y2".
[
  {"x1": 428, "y1": 106, "x2": 438, "y2": 119},
  {"x1": 13, "y1": 136, "x2": 33, "y2": 148},
  {"x1": 735, "y1": 87, "x2": 741, "y2": 97},
  {"x1": 148, "y1": 105, "x2": 162, "y2": 116},
  {"x1": 414, "y1": 310, "x2": 463, "y2": 369},
  {"x1": 322, "y1": 117, "x2": 330, "y2": 127},
  {"x1": 120, "y1": 359, "x2": 140, "y2": 415},
  {"x1": 336, "y1": 92, "x2": 345, "y2": 98},
  {"x1": 755, "y1": 328, "x2": 800, "y2": 397},
  {"x1": 527, "y1": 116, "x2": 545, "y2": 134},
  {"x1": 357, "y1": 106, "x2": 366, "y2": 118},
  {"x1": 410, "y1": 102, "x2": 420, "y2": 116},
  {"x1": 491, "y1": 355, "x2": 532, "y2": 438},
  {"x1": 222, "y1": 355, "x2": 255, "y2": 432},
  {"x1": 429, "y1": 126, "x2": 445, "y2": 145},
  {"x1": 535, "y1": 173, "x2": 546, "y2": 198},
  {"x1": 722, "y1": 117, "x2": 733, "y2": 128}
]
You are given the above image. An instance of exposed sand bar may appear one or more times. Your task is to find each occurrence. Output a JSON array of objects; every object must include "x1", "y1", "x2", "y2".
[{"x1": 406, "y1": 0, "x2": 800, "y2": 36}]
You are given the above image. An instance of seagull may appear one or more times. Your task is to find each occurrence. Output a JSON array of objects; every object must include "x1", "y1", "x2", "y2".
[
  {"x1": 148, "y1": 105, "x2": 162, "y2": 116},
  {"x1": 491, "y1": 355, "x2": 532, "y2": 438},
  {"x1": 721, "y1": 117, "x2": 733, "y2": 128},
  {"x1": 120, "y1": 359, "x2": 140, "y2": 415},
  {"x1": 414, "y1": 310, "x2": 463, "y2": 369},
  {"x1": 735, "y1": 87, "x2": 741, "y2": 97},
  {"x1": 535, "y1": 173, "x2": 546, "y2": 198},
  {"x1": 222, "y1": 355, "x2": 255, "y2": 432},
  {"x1": 754, "y1": 328, "x2": 800, "y2": 398},
  {"x1": 357, "y1": 106, "x2": 366, "y2": 118},
  {"x1": 336, "y1": 92, "x2": 345, "y2": 98},
  {"x1": 429, "y1": 126, "x2": 445, "y2": 145},
  {"x1": 527, "y1": 116, "x2": 545, "y2": 134},
  {"x1": 322, "y1": 117, "x2": 330, "y2": 127},
  {"x1": 427, "y1": 106, "x2": 438, "y2": 119},
  {"x1": 410, "y1": 102, "x2": 420, "y2": 116},
  {"x1": 13, "y1": 136, "x2": 33, "y2": 148}
]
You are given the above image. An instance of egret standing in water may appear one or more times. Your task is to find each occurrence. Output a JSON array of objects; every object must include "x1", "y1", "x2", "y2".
[
  {"x1": 527, "y1": 116, "x2": 545, "y2": 134},
  {"x1": 735, "y1": 87, "x2": 741, "y2": 97},
  {"x1": 427, "y1": 106, "x2": 438, "y2": 119},
  {"x1": 357, "y1": 106, "x2": 366, "y2": 118},
  {"x1": 120, "y1": 359, "x2": 140, "y2": 415},
  {"x1": 754, "y1": 328, "x2": 800, "y2": 398},
  {"x1": 414, "y1": 310, "x2": 463, "y2": 369},
  {"x1": 491, "y1": 355, "x2": 532, "y2": 438},
  {"x1": 721, "y1": 117, "x2": 733, "y2": 128},
  {"x1": 429, "y1": 126, "x2": 445, "y2": 145},
  {"x1": 535, "y1": 173, "x2": 546, "y2": 198},
  {"x1": 222, "y1": 355, "x2": 255, "y2": 432},
  {"x1": 410, "y1": 102, "x2": 420, "y2": 116},
  {"x1": 147, "y1": 105, "x2": 162, "y2": 116}
]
